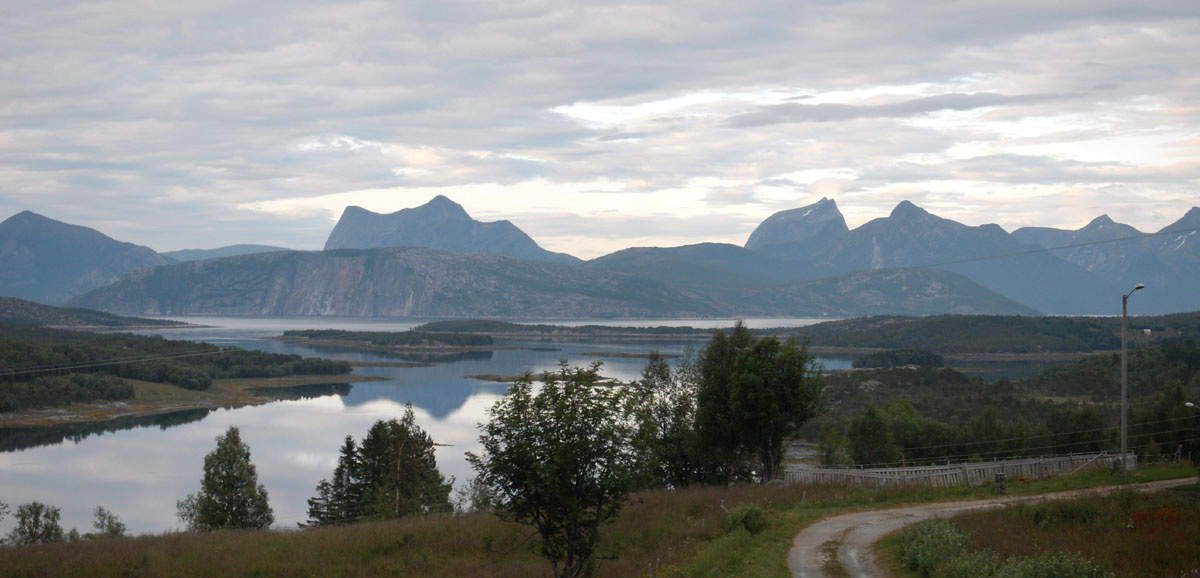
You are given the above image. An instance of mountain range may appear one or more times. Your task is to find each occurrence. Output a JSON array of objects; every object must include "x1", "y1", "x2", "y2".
[
  {"x1": 2, "y1": 196, "x2": 1196, "y2": 317},
  {"x1": 0, "y1": 211, "x2": 168, "y2": 305}
]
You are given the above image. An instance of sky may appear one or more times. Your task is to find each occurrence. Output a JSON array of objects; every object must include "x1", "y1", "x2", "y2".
[{"x1": 1, "y1": 1, "x2": 1198, "y2": 259}]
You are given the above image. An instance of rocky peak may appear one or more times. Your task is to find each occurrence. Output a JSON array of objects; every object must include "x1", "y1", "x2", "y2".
[
  {"x1": 323, "y1": 196, "x2": 580, "y2": 265},
  {"x1": 743, "y1": 197, "x2": 849, "y2": 261},
  {"x1": 888, "y1": 200, "x2": 933, "y2": 221}
]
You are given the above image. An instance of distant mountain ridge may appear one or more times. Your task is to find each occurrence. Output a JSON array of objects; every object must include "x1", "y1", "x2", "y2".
[
  {"x1": 9, "y1": 196, "x2": 1199, "y2": 318},
  {"x1": 1013, "y1": 208, "x2": 1200, "y2": 314},
  {"x1": 0, "y1": 296, "x2": 183, "y2": 327},
  {"x1": 68, "y1": 247, "x2": 1038, "y2": 317},
  {"x1": 323, "y1": 195, "x2": 580, "y2": 265},
  {"x1": 162, "y1": 244, "x2": 290, "y2": 264},
  {"x1": 0, "y1": 211, "x2": 169, "y2": 305}
]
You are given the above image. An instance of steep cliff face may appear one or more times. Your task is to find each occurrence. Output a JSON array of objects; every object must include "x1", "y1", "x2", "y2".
[
  {"x1": 68, "y1": 247, "x2": 718, "y2": 318},
  {"x1": 744, "y1": 197, "x2": 849, "y2": 261},
  {"x1": 323, "y1": 196, "x2": 581, "y2": 265},
  {"x1": 0, "y1": 211, "x2": 169, "y2": 304}
]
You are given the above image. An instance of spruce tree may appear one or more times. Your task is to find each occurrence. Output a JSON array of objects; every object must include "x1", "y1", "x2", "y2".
[{"x1": 177, "y1": 426, "x2": 274, "y2": 531}]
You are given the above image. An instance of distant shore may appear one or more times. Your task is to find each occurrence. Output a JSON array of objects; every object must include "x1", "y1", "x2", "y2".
[{"x1": 0, "y1": 373, "x2": 385, "y2": 428}]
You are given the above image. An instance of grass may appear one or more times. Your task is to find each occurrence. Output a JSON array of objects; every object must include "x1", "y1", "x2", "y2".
[
  {"x1": 878, "y1": 464, "x2": 1200, "y2": 578},
  {"x1": 1, "y1": 465, "x2": 1194, "y2": 577}
]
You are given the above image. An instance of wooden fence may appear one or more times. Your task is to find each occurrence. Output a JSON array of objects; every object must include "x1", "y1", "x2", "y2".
[{"x1": 783, "y1": 453, "x2": 1136, "y2": 489}]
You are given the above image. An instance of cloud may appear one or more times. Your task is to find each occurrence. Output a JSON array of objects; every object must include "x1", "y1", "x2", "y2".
[
  {"x1": 0, "y1": 1, "x2": 1198, "y2": 251},
  {"x1": 728, "y1": 92, "x2": 1069, "y2": 127}
]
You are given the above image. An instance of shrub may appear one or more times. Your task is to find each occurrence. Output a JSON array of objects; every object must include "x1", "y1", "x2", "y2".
[
  {"x1": 933, "y1": 549, "x2": 1002, "y2": 578},
  {"x1": 723, "y1": 504, "x2": 768, "y2": 536},
  {"x1": 993, "y1": 551, "x2": 1108, "y2": 578},
  {"x1": 898, "y1": 518, "x2": 970, "y2": 576}
]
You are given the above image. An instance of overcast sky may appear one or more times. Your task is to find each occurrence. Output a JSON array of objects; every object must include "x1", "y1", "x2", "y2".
[{"x1": 2, "y1": 1, "x2": 1197, "y2": 259}]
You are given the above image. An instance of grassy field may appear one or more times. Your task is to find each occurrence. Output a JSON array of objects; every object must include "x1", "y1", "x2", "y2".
[
  {"x1": 3, "y1": 464, "x2": 1194, "y2": 577},
  {"x1": 879, "y1": 464, "x2": 1200, "y2": 578}
]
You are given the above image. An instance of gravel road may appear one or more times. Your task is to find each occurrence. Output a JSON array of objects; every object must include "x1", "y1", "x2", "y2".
[{"x1": 787, "y1": 478, "x2": 1196, "y2": 578}]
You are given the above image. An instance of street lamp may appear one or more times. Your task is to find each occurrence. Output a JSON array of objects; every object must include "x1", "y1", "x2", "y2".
[{"x1": 1121, "y1": 283, "x2": 1144, "y2": 478}]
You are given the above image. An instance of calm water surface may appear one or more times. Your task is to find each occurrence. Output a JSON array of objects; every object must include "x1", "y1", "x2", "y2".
[{"x1": 0, "y1": 316, "x2": 838, "y2": 534}]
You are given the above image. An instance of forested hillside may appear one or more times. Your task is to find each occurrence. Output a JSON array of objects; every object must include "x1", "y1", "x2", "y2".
[{"x1": 0, "y1": 326, "x2": 350, "y2": 412}]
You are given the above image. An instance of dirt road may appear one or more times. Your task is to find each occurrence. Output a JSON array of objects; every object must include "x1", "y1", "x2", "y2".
[{"x1": 787, "y1": 478, "x2": 1196, "y2": 578}]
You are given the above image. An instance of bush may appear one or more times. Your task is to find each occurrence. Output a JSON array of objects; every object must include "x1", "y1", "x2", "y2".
[
  {"x1": 723, "y1": 504, "x2": 768, "y2": 536},
  {"x1": 933, "y1": 550, "x2": 1002, "y2": 578},
  {"x1": 993, "y1": 551, "x2": 1108, "y2": 578},
  {"x1": 898, "y1": 518, "x2": 970, "y2": 576}
]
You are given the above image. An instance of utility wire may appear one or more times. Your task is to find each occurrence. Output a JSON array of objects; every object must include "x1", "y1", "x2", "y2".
[{"x1": 0, "y1": 348, "x2": 229, "y2": 378}]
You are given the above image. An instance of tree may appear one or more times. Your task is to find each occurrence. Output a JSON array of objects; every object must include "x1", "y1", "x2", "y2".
[
  {"x1": 849, "y1": 406, "x2": 900, "y2": 466},
  {"x1": 85, "y1": 506, "x2": 127, "y2": 539},
  {"x1": 730, "y1": 337, "x2": 825, "y2": 481},
  {"x1": 7, "y1": 501, "x2": 65, "y2": 545},
  {"x1": 177, "y1": 426, "x2": 274, "y2": 531},
  {"x1": 694, "y1": 322, "x2": 758, "y2": 483},
  {"x1": 468, "y1": 362, "x2": 642, "y2": 578},
  {"x1": 358, "y1": 405, "x2": 452, "y2": 519},
  {"x1": 632, "y1": 349, "x2": 703, "y2": 488}
]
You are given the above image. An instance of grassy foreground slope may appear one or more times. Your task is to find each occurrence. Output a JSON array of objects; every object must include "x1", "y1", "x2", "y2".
[{"x1": 1, "y1": 465, "x2": 1193, "y2": 577}]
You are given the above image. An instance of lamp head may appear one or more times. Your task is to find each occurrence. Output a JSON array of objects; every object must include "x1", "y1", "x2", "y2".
[
  {"x1": 1188, "y1": 402, "x2": 1197, "y2": 408},
  {"x1": 1134, "y1": 284, "x2": 1144, "y2": 291}
]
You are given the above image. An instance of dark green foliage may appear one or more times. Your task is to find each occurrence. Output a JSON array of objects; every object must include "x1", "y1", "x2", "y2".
[
  {"x1": 730, "y1": 336, "x2": 824, "y2": 481},
  {"x1": 793, "y1": 314, "x2": 1126, "y2": 353},
  {"x1": 468, "y1": 362, "x2": 642, "y2": 578},
  {"x1": 0, "y1": 325, "x2": 350, "y2": 411},
  {"x1": 898, "y1": 518, "x2": 970, "y2": 576},
  {"x1": 1023, "y1": 337, "x2": 1200, "y2": 401},
  {"x1": 0, "y1": 373, "x2": 132, "y2": 411},
  {"x1": 852, "y1": 349, "x2": 944, "y2": 368},
  {"x1": 848, "y1": 406, "x2": 900, "y2": 465},
  {"x1": 630, "y1": 349, "x2": 705, "y2": 488},
  {"x1": 283, "y1": 329, "x2": 492, "y2": 347},
  {"x1": 722, "y1": 504, "x2": 768, "y2": 535},
  {"x1": 307, "y1": 408, "x2": 452, "y2": 527},
  {"x1": 359, "y1": 407, "x2": 453, "y2": 519},
  {"x1": 694, "y1": 322, "x2": 759, "y2": 484},
  {"x1": 177, "y1": 426, "x2": 274, "y2": 531},
  {"x1": 6, "y1": 502, "x2": 66, "y2": 545},
  {"x1": 692, "y1": 322, "x2": 825, "y2": 483}
]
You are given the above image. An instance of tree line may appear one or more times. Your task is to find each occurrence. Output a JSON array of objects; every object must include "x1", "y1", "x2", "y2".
[{"x1": 0, "y1": 325, "x2": 351, "y2": 411}]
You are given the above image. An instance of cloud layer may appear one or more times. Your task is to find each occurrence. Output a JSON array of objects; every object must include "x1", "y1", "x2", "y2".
[{"x1": 1, "y1": 1, "x2": 1197, "y2": 258}]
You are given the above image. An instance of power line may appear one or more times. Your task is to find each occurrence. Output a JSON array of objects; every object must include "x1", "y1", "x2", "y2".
[{"x1": 0, "y1": 348, "x2": 229, "y2": 378}]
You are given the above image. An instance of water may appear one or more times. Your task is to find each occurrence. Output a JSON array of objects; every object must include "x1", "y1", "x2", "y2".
[{"x1": 0, "y1": 316, "x2": 839, "y2": 535}]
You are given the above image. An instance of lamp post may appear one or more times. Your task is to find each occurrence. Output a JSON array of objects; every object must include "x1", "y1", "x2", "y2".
[{"x1": 1121, "y1": 283, "x2": 1144, "y2": 478}]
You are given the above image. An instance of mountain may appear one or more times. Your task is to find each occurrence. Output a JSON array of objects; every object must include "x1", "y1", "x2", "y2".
[
  {"x1": 323, "y1": 196, "x2": 581, "y2": 265},
  {"x1": 162, "y1": 244, "x2": 290, "y2": 264},
  {"x1": 67, "y1": 247, "x2": 718, "y2": 318},
  {"x1": 0, "y1": 296, "x2": 184, "y2": 327},
  {"x1": 1012, "y1": 215, "x2": 1149, "y2": 277},
  {"x1": 717, "y1": 268, "x2": 1039, "y2": 317},
  {"x1": 744, "y1": 197, "x2": 849, "y2": 261},
  {"x1": 0, "y1": 211, "x2": 169, "y2": 305},
  {"x1": 71, "y1": 245, "x2": 1041, "y2": 318},
  {"x1": 815, "y1": 201, "x2": 1111, "y2": 314},
  {"x1": 1012, "y1": 208, "x2": 1200, "y2": 314},
  {"x1": 587, "y1": 243, "x2": 798, "y2": 293}
]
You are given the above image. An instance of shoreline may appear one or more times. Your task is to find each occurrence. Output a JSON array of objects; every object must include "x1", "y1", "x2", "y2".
[{"x1": 0, "y1": 373, "x2": 385, "y2": 429}]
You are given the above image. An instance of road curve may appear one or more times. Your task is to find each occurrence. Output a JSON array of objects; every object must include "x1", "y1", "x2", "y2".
[{"x1": 787, "y1": 478, "x2": 1196, "y2": 578}]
